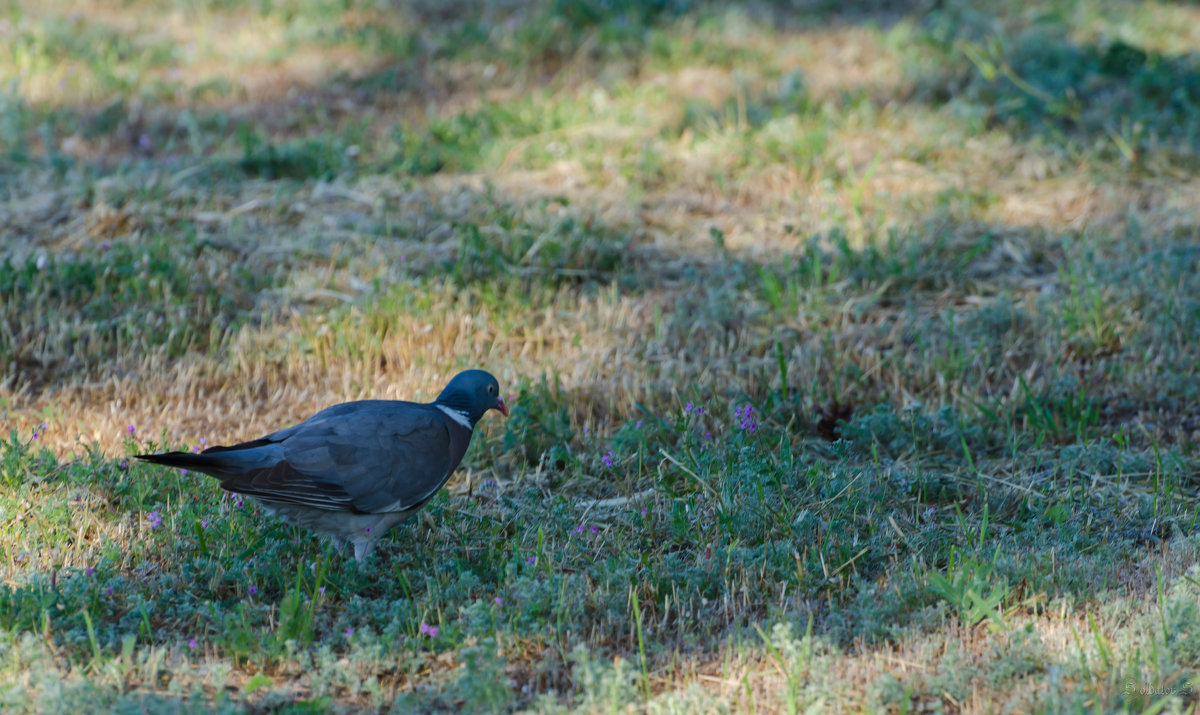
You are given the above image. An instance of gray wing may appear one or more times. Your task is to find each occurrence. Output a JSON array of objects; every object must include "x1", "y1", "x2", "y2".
[{"x1": 216, "y1": 401, "x2": 457, "y2": 514}]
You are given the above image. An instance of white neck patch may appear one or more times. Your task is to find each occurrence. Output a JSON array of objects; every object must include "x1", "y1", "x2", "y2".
[{"x1": 438, "y1": 405, "x2": 473, "y2": 430}]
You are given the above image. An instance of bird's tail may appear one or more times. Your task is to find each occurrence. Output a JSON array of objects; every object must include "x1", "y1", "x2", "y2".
[
  {"x1": 136, "y1": 451, "x2": 235, "y2": 478},
  {"x1": 137, "y1": 439, "x2": 283, "y2": 478}
]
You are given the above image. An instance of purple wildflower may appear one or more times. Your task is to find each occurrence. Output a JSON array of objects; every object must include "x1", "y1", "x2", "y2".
[
  {"x1": 735, "y1": 405, "x2": 758, "y2": 433},
  {"x1": 582, "y1": 426, "x2": 589, "y2": 435},
  {"x1": 106, "y1": 586, "x2": 113, "y2": 596},
  {"x1": 200, "y1": 519, "x2": 208, "y2": 529},
  {"x1": 601, "y1": 450, "x2": 614, "y2": 467},
  {"x1": 572, "y1": 524, "x2": 585, "y2": 535},
  {"x1": 319, "y1": 586, "x2": 326, "y2": 595},
  {"x1": 640, "y1": 505, "x2": 649, "y2": 516},
  {"x1": 119, "y1": 460, "x2": 128, "y2": 470},
  {"x1": 188, "y1": 638, "x2": 198, "y2": 650},
  {"x1": 191, "y1": 444, "x2": 201, "y2": 454},
  {"x1": 345, "y1": 626, "x2": 354, "y2": 638},
  {"x1": 526, "y1": 555, "x2": 536, "y2": 565},
  {"x1": 493, "y1": 596, "x2": 503, "y2": 605},
  {"x1": 127, "y1": 425, "x2": 136, "y2": 436},
  {"x1": 85, "y1": 567, "x2": 95, "y2": 576},
  {"x1": 635, "y1": 419, "x2": 642, "y2": 428},
  {"x1": 685, "y1": 401, "x2": 694, "y2": 413},
  {"x1": 147, "y1": 511, "x2": 162, "y2": 529},
  {"x1": 419, "y1": 622, "x2": 439, "y2": 638},
  {"x1": 589, "y1": 525, "x2": 598, "y2": 535},
  {"x1": 248, "y1": 585, "x2": 258, "y2": 596}
]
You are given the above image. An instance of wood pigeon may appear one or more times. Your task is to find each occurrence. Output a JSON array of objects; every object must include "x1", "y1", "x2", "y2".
[{"x1": 137, "y1": 369, "x2": 507, "y2": 561}]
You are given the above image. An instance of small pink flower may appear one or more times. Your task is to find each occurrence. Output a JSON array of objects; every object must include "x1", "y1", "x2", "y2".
[
  {"x1": 147, "y1": 511, "x2": 162, "y2": 529},
  {"x1": 419, "y1": 622, "x2": 439, "y2": 638},
  {"x1": 493, "y1": 596, "x2": 503, "y2": 605},
  {"x1": 127, "y1": 425, "x2": 136, "y2": 436},
  {"x1": 188, "y1": 638, "x2": 197, "y2": 650},
  {"x1": 85, "y1": 567, "x2": 94, "y2": 576},
  {"x1": 589, "y1": 525, "x2": 598, "y2": 535},
  {"x1": 319, "y1": 586, "x2": 326, "y2": 595},
  {"x1": 345, "y1": 626, "x2": 354, "y2": 638},
  {"x1": 248, "y1": 585, "x2": 258, "y2": 595},
  {"x1": 200, "y1": 519, "x2": 208, "y2": 529}
]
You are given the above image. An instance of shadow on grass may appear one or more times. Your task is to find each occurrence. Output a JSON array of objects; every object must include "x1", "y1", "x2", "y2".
[
  {"x1": 914, "y1": 31, "x2": 1200, "y2": 164},
  {"x1": 6, "y1": 1, "x2": 1200, "y2": 178}
]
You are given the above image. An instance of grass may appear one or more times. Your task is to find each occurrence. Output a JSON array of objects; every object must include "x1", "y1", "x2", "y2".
[{"x1": 2, "y1": 0, "x2": 1200, "y2": 711}]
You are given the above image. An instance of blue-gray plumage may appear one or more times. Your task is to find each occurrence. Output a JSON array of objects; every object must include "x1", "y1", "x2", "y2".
[{"x1": 136, "y1": 370, "x2": 507, "y2": 561}]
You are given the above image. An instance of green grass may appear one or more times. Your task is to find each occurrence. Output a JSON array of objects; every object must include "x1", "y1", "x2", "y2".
[{"x1": 2, "y1": 0, "x2": 1200, "y2": 711}]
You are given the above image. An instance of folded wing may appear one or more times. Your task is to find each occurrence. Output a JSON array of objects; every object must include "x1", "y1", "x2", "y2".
[{"x1": 212, "y1": 402, "x2": 456, "y2": 514}]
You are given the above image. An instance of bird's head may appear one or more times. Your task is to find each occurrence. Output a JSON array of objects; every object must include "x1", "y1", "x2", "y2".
[{"x1": 435, "y1": 369, "x2": 508, "y2": 426}]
